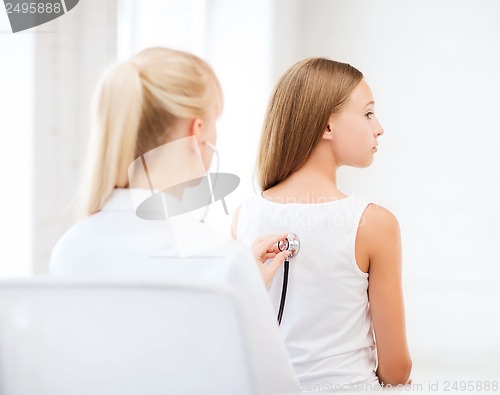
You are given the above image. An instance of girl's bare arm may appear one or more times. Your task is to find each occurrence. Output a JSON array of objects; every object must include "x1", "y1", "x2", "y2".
[{"x1": 357, "y1": 204, "x2": 412, "y2": 385}]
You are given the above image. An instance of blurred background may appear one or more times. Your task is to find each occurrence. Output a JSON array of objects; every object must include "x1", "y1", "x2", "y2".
[{"x1": 1, "y1": 0, "x2": 499, "y2": 387}]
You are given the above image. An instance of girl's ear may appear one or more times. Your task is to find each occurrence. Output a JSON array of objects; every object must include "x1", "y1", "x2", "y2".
[{"x1": 322, "y1": 118, "x2": 335, "y2": 140}]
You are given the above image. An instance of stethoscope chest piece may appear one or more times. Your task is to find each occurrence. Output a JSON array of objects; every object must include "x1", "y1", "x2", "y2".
[{"x1": 278, "y1": 233, "x2": 300, "y2": 259}]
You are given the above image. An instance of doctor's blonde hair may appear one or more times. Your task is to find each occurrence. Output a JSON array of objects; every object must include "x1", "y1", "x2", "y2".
[
  {"x1": 79, "y1": 47, "x2": 222, "y2": 217},
  {"x1": 258, "y1": 58, "x2": 363, "y2": 191}
]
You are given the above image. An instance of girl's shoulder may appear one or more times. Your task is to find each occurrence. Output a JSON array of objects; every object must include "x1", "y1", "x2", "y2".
[
  {"x1": 362, "y1": 203, "x2": 399, "y2": 227},
  {"x1": 357, "y1": 202, "x2": 401, "y2": 253}
]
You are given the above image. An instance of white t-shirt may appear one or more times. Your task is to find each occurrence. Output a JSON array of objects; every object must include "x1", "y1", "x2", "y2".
[
  {"x1": 237, "y1": 193, "x2": 380, "y2": 392},
  {"x1": 50, "y1": 188, "x2": 298, "y2": 394}
]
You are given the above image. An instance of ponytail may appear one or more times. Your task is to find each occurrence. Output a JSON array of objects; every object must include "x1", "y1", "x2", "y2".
[{"x1": 79, "y1": 62, "x2": 143, "y2": 217}]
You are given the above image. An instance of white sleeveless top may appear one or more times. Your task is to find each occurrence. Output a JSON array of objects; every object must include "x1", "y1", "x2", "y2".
[{"x1": 237, "y1": 194, "x2": 380, "y2": 391}]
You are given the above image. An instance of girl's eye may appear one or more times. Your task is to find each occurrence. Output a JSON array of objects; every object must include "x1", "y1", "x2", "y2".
[{"x1": 365, "y1": 112, "x2": 374, "y2": 120}]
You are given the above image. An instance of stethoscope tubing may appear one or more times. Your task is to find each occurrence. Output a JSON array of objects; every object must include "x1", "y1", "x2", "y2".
[
  {"x1": 276, "y1": 234, "x2": 299, "y2": 325},
  {"x1": 277, "y1": 259, "x2": 289, "y2": 325}
]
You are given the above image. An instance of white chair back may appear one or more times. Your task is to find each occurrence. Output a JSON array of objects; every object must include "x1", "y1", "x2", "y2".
[{"x1": 0, "y1": 280, "x2": 262, "y2": 395}]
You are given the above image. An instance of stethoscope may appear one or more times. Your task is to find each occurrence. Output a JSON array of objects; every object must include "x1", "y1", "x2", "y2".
[{"x1": 276, "y1": 233, "x2": 300, "y2": 325}]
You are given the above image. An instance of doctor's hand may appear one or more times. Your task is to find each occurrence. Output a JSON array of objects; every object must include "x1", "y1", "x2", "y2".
[{"x1": 252, "y1": 232, "x2": 291, "y2": 290}]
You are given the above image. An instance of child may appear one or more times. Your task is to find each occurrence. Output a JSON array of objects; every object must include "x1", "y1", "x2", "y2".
[{"x1": 234, "y1": 58, "x2": 411, "y2": 391}]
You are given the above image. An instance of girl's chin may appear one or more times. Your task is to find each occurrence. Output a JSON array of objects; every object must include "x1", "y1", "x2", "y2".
[
  {"x1": 358, "y1": 157, "x2": 375, "y2": 168},
  {"x1": 342, "y1": 155, "x2": 375, "y2": 168}
]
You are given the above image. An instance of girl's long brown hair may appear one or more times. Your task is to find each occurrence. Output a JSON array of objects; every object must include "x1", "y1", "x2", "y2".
[{"x1": 258, "y1": 58, "x2": 363, "y2": 191}]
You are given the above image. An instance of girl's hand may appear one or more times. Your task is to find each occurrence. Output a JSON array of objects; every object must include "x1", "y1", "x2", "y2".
[{"x1": 252, "y1": 232, "x2": 291, "y2": 290}]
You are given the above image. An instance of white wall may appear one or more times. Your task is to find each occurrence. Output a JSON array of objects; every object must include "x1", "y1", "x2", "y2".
[
  {"x1": 273, "y1": 0, "x2": 500, "y2": 380},
  {"x1": 0, "y1": 10, "x2": 34, "y2": 277},
  {"x1": 117, "y1": 0, "x2": 207, "y2": 60}
]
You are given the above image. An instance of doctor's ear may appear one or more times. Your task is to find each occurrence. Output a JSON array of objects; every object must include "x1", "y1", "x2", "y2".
[{"x1": 190, "y1": 118, "x2": 204, "y2": 139}]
